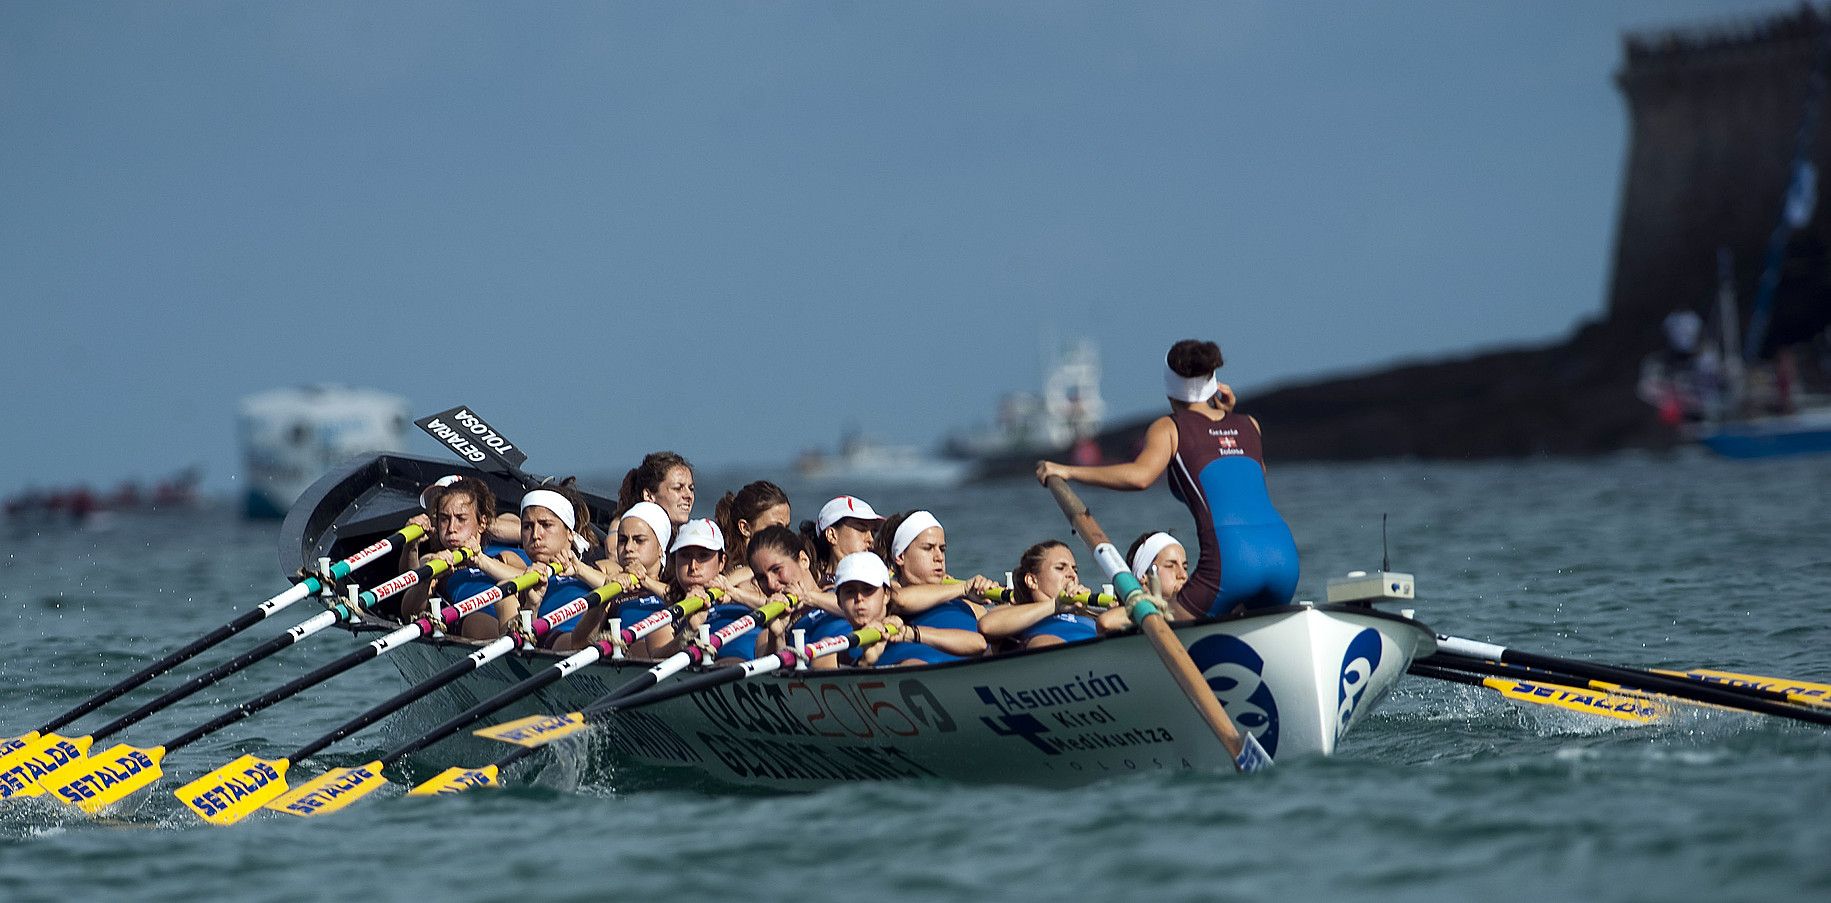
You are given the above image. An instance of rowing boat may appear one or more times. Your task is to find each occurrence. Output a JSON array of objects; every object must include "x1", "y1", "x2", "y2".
[{"x1": 283, "y1": 452, "x2": 1436, "y2": 789}]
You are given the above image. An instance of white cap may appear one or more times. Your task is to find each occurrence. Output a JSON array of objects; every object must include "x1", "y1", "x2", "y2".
[
  {"x1": 1164, "y1": 356, "x2": 1219, "y2": 404},
  {"x1": 619, "y1": 502, "x2": 672, "y2": 555},
  {"x1": 420, "y1": 474, "x2": 463, "y2": 510},
  {"x1": 670, "y1": 517, "x2": 725, "y2": 554},
  {"x1": 816, "y1": 496, "x2": 883, "y2": 533},
  {"x1": 520, "y1": 489, "x2": 591, "y2": 554},
  {"x1": 832, "y1": 551, "x2": 891, "y2": 589},
  {"x1": 890, "y1": 510, "x2": 942, "y2": 559},
  {"x1": 1130, "y1": 532, "x2": 1184, "y2": 580}
]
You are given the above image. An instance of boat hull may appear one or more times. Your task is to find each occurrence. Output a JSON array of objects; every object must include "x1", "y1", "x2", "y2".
[{"x1": 380, "y1": 603, "x2": 1433, "y2": 790}]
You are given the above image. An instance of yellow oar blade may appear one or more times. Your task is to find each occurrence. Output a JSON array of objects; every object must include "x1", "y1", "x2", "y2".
[
  {"x1": 0, "y1": 733, "x2": 93, "y2": 801},
  {"x1": 174, "y1": 754, "x2": 290, "y2": 826},
  {"x1": 0, "y1": 732, "x2": 44, "y2": 767},
  {"x1": 41, "y1": 744, "x2": 166, "y2": 814},
  {"x1": 265, "y1": 762, "x2": 387, "y2": 818},
  {"x1": 472, "y1": 712, "x2": 587, "y2": 748},
  {"x1": 1656, "y1": 669, "x2": 1831, "y2": 709},
  {"x1": 407, "y1": 765, "x2": 501, "y2": 796},
  {"x1": 1487, "y1": 678, "x2": 1666, "y2": 723}
]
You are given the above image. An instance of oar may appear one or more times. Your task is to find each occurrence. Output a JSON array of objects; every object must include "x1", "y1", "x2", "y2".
[
  {"x1": 1651, "y1": 668, "x2": 1831, "y2": 709},
  {"x1": 474, "y1": 596, "x2": 797, "y2": 746},
  {"x1": 413, "y1": 622, "x2": 899, "y2": 794},
  {"x1": 1430, "y1": 636, "x2": 1831, "y2": 727},
  {"x1": 169, "y1": 572, "x2": 640, "y2": 826},
  {"x1": 0, "y1": 550, "x2": 472, "y2": 802},
  {"x1": 35, "y1": 567, "x2": 550, "y2": 814},
  {"x1": 0, "y1": 524, "x2": 425, "y2": 768},
  {"x1": 981, "y1": 585, "x2": 1120, "y2": 607},
  {"x1": 1408, "y1": 663, "x2": 1667, "y2": 723},
  {"x1": 1043, "y1": 477, "x2": 1270, "y2": 773},
  {"x1": 261, "y1": 588, "x2": 723, "y2": 817}
]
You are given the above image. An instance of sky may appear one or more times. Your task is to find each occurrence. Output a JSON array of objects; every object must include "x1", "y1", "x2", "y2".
[{"x1": 0, "y1": 1, "x2": 1801, "y2": 498}]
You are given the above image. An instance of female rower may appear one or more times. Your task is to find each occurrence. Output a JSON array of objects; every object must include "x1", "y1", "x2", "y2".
[
  {"x1": 979, "y1": 540, "x2": 1129, "y2": 649},
  {"x1": 1127, "y1": 531, "x2": 1190, "y2": 604},
  {"x1": 565, "y1": 501, "x2": 671, "y2": 652},
  {"x1": 708, "y1": 480, "x2": 791, "y2": 606},
  {"x1": 616, "y1": 451, "x2": 695, "y2": 527},
  {"x1": 397, "y1": 477, "x2": 524, "y2": 638},
  {"x1": 1037, "y1": 339, "x2": 1298, "y2": 617},
  {"x1": 798, "y1": 495, "x2": 885, "y2": 589},
  {"x1": 746, "y1": 525, "x2": 848, "y2": 657},
  {"x1": 812, "y1": 553, "x2": 986, "y2": 668},
  {"x1": 643, "y1": 518, "x2": 730, "y2": 658},
  {"x1": 494, "y1": 485, "x2": 613, "y2": 649},
  {"x1": 875, "y1": 510, "x2": 992, "y2": 662}
]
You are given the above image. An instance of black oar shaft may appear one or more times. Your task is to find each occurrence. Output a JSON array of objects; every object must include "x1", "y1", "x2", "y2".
[
  {"x1": 87, "y1": 608, "x2": 347, "y2": 742},
  {"x1": 382, "y1": 655, "x2": 580, "y2": 764},
  {"x1": 289, "y1": 638, "x2": 511, "y2": 763},
  {"x1": 33, "y1": 525, "x2": 419, "y2": 734},
  {"x1": 1428, "y1": 651, "x2": 1831, "y2": 727},
  {"x1": 161, "y1": 621, "x2": 432, "y2": 755},
  {"x1": 597, "y1": 664, "x2": 745, "y2": 714},
  {"x1": 38, "y1": 583, "x2": 317, "y2": 733}
]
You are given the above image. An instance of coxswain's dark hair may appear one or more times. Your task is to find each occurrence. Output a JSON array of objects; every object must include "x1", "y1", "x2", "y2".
[
  {"x1": 430, "y1": 477, "x2": 496, "y2": 523},
  {"x1": 1012, "y1": 540, "x2": 1071, "y2": 604},
  {"x1": 616, "y1": 451, "x2": 694, "y2": 519},
  {"x1": 714, "y1": 481, "x2": 790, "y2": 574},
  {"x1": 1166, "y1": 339, "x2": 1224, "y2": 378},
  {"x1": 746, "y1": 524, "x2": 810, "y2": 566}
]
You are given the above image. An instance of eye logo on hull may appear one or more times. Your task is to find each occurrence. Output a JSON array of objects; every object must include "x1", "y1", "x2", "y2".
[
  {"x1": 1336, "y1": 628, "x2": 1383, "y2": 740},
  {"x1": 1187, "y1": 634, "x2": 1279, "y2": 757}
]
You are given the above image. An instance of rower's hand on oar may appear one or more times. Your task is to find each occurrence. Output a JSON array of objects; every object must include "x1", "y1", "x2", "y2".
[
  {"x1": 1035, "y1": 460, "x2": 1070, "y2": 486},
  {"x1": 958, "y1": 574, "x2": 998, "y2": 603},
  {"x1": 1056, "y1": 582, "x2": 1094, "y2": 614},
  {"x1": 407, "y1": 512, "x2": 432, "y2": 535}
]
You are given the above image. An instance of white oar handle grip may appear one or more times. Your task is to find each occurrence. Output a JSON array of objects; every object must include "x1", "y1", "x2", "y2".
[{"x1": 1435, "y1": 635, "x2": 1506, "y2": 661}]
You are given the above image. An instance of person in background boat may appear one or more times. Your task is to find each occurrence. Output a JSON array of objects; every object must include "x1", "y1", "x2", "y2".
[
  {"x1": 615, "y1": 451, "x2": 695, "y2": 527},
  {"x1": 798, "y1": 495, "x2": 885, "y2": 589},
  {"x1": 874, "y1": 510, "x2": 992, "y2": 662},
  {"x1": 564, "y1": 501, "x2": 671, "y2": 653},
  {"x1": 1126, "y1": 531, "x2": 1189, "y2": 607},
  {"x1": 1037, "y1": 339, "x2": 1298, "y2": 617},
  {"x1": 396, "y1": 477, "x2": 527, "y2": 638},
  {"x1": 494, "y1": 485, "x2": 614, "y2": 648},
  {"x1": 709, "y1": 480, "x2": 791, "y2": 606},
  {"x1": 979, "y1": 540, "x2": 1128, "y2": 649},
  {"x1": 812, "y1": 552, "x2": 985, "y2": 668},
  {"x1": 747, "y1": 525, "x2": 847, "y2": 658}
]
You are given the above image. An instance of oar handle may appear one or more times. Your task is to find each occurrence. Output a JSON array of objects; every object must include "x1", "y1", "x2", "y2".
[{"x1": 1041, "y1": 476, "x2": 1264, "y2": 772}]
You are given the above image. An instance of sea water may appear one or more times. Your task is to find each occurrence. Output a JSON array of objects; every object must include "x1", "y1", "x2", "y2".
[{"x1": 2, "y1": 453, "x2": 1828, "y2": 901}]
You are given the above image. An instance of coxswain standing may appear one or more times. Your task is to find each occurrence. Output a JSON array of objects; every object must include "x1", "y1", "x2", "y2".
[{"x1": 1038, "y1": 339, "x2": 1299, "y2": 616}]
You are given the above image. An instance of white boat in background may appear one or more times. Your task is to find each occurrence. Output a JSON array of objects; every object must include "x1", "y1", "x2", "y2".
[
  {"x1": 238, "y1": 387, "x2": 409, "y2": 519},
  {"x1": 944, "y1": 339, "x2": 1108, "y2": 478},
  {"x1": 795, "y1": 432, "x2": 974, "y2": 487}
]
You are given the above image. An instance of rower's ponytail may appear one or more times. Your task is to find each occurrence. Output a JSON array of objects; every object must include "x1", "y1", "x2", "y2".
[
  {"x1": 714, "y1": 481, "x2": 790, "y2": 574},
  {"x1": 799, "y1": 519, "x2": 836, "y2": 584}
]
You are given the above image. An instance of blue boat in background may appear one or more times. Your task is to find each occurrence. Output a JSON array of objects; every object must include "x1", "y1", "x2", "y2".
[{"x1": 1693, "y1": 405, "x2": 1831, "y2": 459}]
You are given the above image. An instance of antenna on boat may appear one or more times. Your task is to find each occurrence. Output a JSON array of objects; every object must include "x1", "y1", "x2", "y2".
[{"x1": 1381, "y1": 513, "x2": 1390, "y2": 572}]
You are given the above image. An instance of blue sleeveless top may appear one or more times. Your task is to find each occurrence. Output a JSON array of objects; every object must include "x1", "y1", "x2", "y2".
[
  {"x1": 1165, "y1": 409, "x2": 1299, "y2": 615},
  {"x1": 535, "y1": 575, "x2": 593, "y2": 639},
  {"x1": 615, "y1": 593, "x2": 670, "y2": 629},
  {"x1": 1017, "y1": 612, "x2": 1098, "y2": 645},
  {"x1": 848, "y1": 598, "x2": 978, "y2": 666},
  {"x1": 707, "y1": 603, "x2": 764, "y2": 661},
  {"x1": 438, "y1": 542, "x2": 523, "y2": 620}
]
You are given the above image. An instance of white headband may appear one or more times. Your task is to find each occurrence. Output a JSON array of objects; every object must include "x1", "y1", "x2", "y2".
[
  {"x1": 520, "y1": 489, "x2": 591, "y2": 554},
  {"x1": 1164, "y1": 356, "x2": 1219, "y2": 404},
  {"x1": 1131, "y1": 532, "x2": 1183, "y2": 580},
  {"x1": 619, "y1": 502, "x2": 672, "y2": 564},
  {"x1": 891, "y1": 510, "x2": 942, "y2": 560}
]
